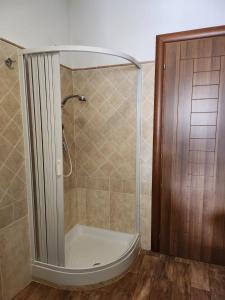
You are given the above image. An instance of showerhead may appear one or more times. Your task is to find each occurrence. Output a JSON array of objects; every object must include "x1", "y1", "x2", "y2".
[
  {"x1": 61, "y1": 94, "x2": 87, "y2": 108},
  {"x1": 78, "y1": 95, "x2": 86, "y2": 102}
]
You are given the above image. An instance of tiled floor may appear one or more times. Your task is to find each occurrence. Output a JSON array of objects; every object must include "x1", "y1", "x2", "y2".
[{"x1": 13, "y1": 251, "x2": 225, "y2": 299}]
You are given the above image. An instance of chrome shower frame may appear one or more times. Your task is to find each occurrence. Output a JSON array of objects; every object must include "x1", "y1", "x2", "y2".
[{"x1": 19, "y1": 45, "x2": 142, "y2": 286}]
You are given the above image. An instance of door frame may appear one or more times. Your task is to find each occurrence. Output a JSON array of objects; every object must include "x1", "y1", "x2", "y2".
[{"x1": 151, "y1": 25, "x2": 225, "y2": 252}]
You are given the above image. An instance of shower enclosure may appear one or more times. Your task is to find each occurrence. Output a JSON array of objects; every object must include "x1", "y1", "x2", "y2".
[{"x1": 19, "y1": 46, "x2": 142, "y2": 286}]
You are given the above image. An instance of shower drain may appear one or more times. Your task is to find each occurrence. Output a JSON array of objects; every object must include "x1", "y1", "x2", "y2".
[{"x1": 93, "y1": 262, "x2": 101, "y2": 266}]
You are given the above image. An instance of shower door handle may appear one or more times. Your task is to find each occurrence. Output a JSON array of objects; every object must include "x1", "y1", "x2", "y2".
[{"x1": 56, "y1": 159, "x2": 62, "y2": 176}]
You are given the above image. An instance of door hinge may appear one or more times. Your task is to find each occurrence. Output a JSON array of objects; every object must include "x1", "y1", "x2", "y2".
[{"x1": 163, "y1": 63, "x2": 166, "y2": 70}]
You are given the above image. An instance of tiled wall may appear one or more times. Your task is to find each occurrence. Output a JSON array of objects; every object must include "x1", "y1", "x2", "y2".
[
  {"x1": 61, "y1": 62, "x2": 155, "y2": 248},
  {"x1": 0, "y1": 39, "x2": 154, "y2": 300},
  {"x1": 140, "y1": 63, "x2": 154, "y2": 249},
  {"x1": 72, "y1": 66, "x2": 138, "y2": 234},
  {"x1": 0, "y1": 40, "x2": 31, "y2": 299}
]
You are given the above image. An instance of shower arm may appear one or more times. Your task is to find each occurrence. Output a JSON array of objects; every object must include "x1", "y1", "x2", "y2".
[{"x1": 61, "y1": 94, "x2": 85, "y2": 108}]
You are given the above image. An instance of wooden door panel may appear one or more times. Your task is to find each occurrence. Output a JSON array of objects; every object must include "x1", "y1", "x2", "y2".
[
  {"x1": 181, "y1": 36, "x2": 225, "y2": 59},
  {"x1": 160, "y1": 42, "x2": 180, "y2": 253},
  {"x1": 190, "y1": 125, "x2": 216, "y2": 139},
  {"x1": 171, "y1": 58, "x2": 194, "y2": 257},
  {"x1": 191, "y1": 113, "x2": 217, "y2": 126},
  {"x1": 160, "y1": 36, "x2": 225, "y2": 265},
  {"x1": 189, "y1": 151, "x2": 215, "y2": 165},
  {"x1": 189, "y1": 138, "x2": 216, "y2": 152},
  {"x1": 188, "y1": 163, "x2": 214, "y2": 177},
  {"x1": 193, "y1": 71, "x2": 220, "y2": 85},
  {"x1": 192, "y1": 85, "x2": 219, "y2": 99},
  {"x1": 194, "y1": 57, "x2": 220, "y2": 72},
  {"x1": 192, "y1": 99, "x2": 218, "y2": 113}
]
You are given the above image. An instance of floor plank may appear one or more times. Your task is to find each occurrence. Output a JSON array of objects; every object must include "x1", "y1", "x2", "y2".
[
  {"x1": 13, "y1": 252, "x2": 225, "y2": 300},
  {"x1": 149, "y1": 279, "x2": 172, "y2": 300},
  {"x1": 133, "y1": 254, "x2": 164, "y2": 300},
  {"x1": 191, "y1": 261, "x2": 210, "y2": 291},
  {"x1": 191, "y1": 288, "x2": 210, "y2": 300},
  {"x1": 209, "y1": 265, "x2": 225, "y2": 295}
]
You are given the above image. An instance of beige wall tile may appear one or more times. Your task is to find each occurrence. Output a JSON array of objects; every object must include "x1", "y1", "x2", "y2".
[
  {"x1": 0, "y1": 61, "x2": 18, "y2": 90},
  {"x1": 11, "y1": 82, "x2": 20, "y2": 101},
  {"x1": 0, "y1": 110, "x2": 10, "y2": 133},
  {"x1": 0, "y1": 39, "x2": 31, "y2": 298},
  {"x1": 0, "y1": 205, "x2": 13, "y2": 229},
  {"x1": 0, "y1": 138, "x2": 11, "y2": 164},
  {"x1": 0, "y1": 218, "x2": 31, "y2": 300},
  {"x1": 75, "y1": 176, "x2": 87, "y2": 188},
  {"x1": 7, "y1": 176, "x2": 25, "y2": 200},
  {"x1": 64, "y1": 189, "x2": 77, "y2": 232},
  {"x1": 0, "y1": 79, "x2": 8, "y2": 100},
  {"x1": 0, "y1": 166, "x2": 14, "y2": 191},
  {"x1": 76, "y1": 188, "x2": 87, "y2": 225},
  {"x1": 1, "y1": 92, "x2": 20, "y2": 118},
  {"x1": 16, "y1": 164, "x2": 26, "y2": 183},
  {"x1": 4, "y1": 149, "x2": 23, "y2": 173},
  {"x1": 109, "y1": 177, "x2": 124, "y2": 193},
  {"x1": 15, "y1": 139, "x2": 24, "y2": 155},
  {"x1": 86, "y1": 189, "x2": 110, "y2": 229},
  {"x1": 2, "y1": 121, "x2": 21, "y2": 146},
  {"x1": 140, "y1": 195, "x2": 152, "y2": 250},
  {"x1": 87, "y1": 177, "x2": 109, "y2": 191},
  {"x1": 0, "y1": 194, "x2": 14, "y2": 208},
  {"x1": 70, "y1": 193, "x2": 78, "y2": 228},
  {"x1": 123, "y1": 179, "x2": 136, "y2": 194},
  {"x1": 13, "y1": 200, "x2": 27, "y2": 221},
  {"x1": 140, "y1": 62, "x2": 155, "y2": 249},
  {"x1": 110, "y1": 192, "x2": 136, "y2": 234}
]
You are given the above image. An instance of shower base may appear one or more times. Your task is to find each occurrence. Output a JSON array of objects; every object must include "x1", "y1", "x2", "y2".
[
  {"x1": 65, "y1": 225, "x2": 136, "y2": 269},
  {"x1": 32, "y1": 225, "x2": 140, "y2": 287}
]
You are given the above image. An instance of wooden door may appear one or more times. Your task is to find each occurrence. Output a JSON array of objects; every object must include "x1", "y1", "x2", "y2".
[{"x1": 154, "y1": 31, "x2": 225, "y2": 265}]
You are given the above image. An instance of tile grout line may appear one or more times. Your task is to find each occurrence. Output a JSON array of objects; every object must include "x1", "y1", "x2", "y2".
[{"x1": 0, "y1": 215, "x2": 28, "y2": 235}]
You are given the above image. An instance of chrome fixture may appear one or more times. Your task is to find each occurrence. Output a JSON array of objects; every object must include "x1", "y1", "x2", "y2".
[
  {"x1": 5, "y1": 57, "x2": 16, "y2": 69},
  {"x1": 61, "y1": 94, "x2": 86, "y2": 108},
  {"x1": 62, "y1": 124, "x2": 72, "y2": 178},
  {"x1": 61, "y1": 95, "x2": 86, "y2": 177}
]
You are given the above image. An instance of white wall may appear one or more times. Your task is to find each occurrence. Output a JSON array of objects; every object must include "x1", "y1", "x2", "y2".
[
  {"x1": 69, "y1": 0, "x2": 225, "y2": 67},
  {"x1": 1, "y1": 0, "x2": 225, "y2": 68},
  {"x1": 0, "y1": 0, "x2": 70, "y2": 48}
]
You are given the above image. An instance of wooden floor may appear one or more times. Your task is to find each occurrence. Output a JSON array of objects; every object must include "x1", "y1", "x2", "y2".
[{"x1": 13, "y1": 251, "x2": 225, "y2": 300}]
